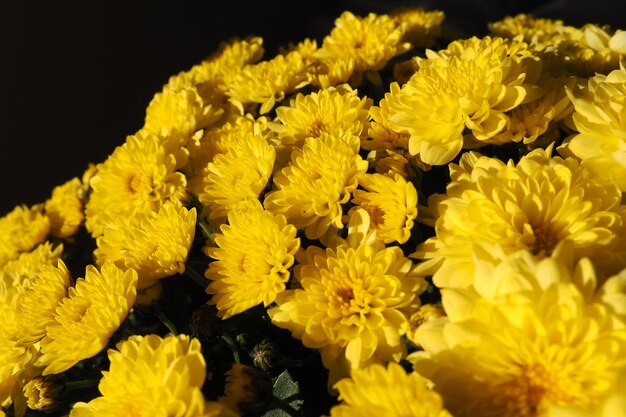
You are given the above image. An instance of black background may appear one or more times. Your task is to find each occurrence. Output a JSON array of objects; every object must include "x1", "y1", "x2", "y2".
[{"x1": 1, "y1": 0, "x2": 624, "y2": 215}]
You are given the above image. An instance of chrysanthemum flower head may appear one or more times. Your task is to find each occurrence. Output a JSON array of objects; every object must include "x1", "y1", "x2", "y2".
[
  {"x1": 548, "y1": 365, "x2": 626, "y2": 417},
  {"x1": 85, "y1": 132, "x2": 189, "y2": 236},
  {"x1": 94, "y1": 201, "x2": 196, "y2": 289},
  {"x1": 219, "y1": 363, "x2": 273, "y2": 415},
  {"x1": 490, "y1": 74, "x2": 576, "y2": 146},
  {"x1": 329, "y1": 362, "x2": 452, "y2": 417},
  {"x1": 15, "y1": 260, "x2": 70, "y2": 345},
  {"x1": 384, "y1": 36, "x2": 541, "y2": 165},
  {"x1": 264, "y1": 132, "x2": 367, "y2": 240},
  {"x1": 226, "y1": 50, "x2": 310, "y2": 114},
  {"x1": 269, "y1": 209, "x2": 427, "y2": 388},
  {"x1": 0, "y1": 285, "x2": 30, "y2": 408},
  {"x1": 36, "y1": 260, "x2": 137, "y2": 375},
  {"x1": 0, "y1": 242, "x2": 63, "y2": 289},
  {"x1": 44, "y1": 177, "x2": 84, "y2": 238},
  {"x1": 411, "y1": 250, "x2": 626, "y2": 417},
  {"x1": 143, "y1": 84, "x2": 224, "y2": 144},
  {"x1": 309, "y1": 55, "x2": 355, "y2": 90},
  {"x1": 489, "y1": 14, "x2": 576, "y2": 51},
  {"x1": 558, "y1": 69, "x2": 626, "y2": 190},
  {"x1": 316, "y1": 11, "x2": 410, "y2": 84},
  {"x1": 349, "y1": 172, "x2": 418, "y2": 244},
  {"x1": 198, "y1": 125, "x2": 275, "y2": 225},
  {"x1": 271, "y1": 84, "x2": 372, "y2": 150},
  {"x1": 69, "y1": 334, "x2": 225, "y2": 417},
  {"x1": 204, "y1": 205, "x2": 299, "y2": 319},
  {"x1": 22, "y1": 375, "x2": 63, "y2": 413},
  {"x1": 537, "y1": 28, "x2": 622, "y2": 78},
  {"x1": 0, "y1": 204, "x2": 50, "y2": 267},
  {"x1": 413, "y1": 146, "x2": 626, "y2": 289},
  {"x1": 167, "y1": 36, "x2": 264, "y2": 93},
  {"x1": 391, "y1": 6, "x2": 445, "y2": 48},
  {"x1": 185, "y1": 114, "x2": 272, "y2": 181},
  {"x1": 363, "y1": 82, "x2": 410, "y2": 153}
]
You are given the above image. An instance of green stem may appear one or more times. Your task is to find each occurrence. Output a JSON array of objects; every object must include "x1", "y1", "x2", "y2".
[
  {"x1": 220, "y1": 334, "x2": 240, "y2": 364},
  {"x1": 157, "y1": 311, "x2": 179, "y2": 336},
  {"x1": 185, "y1": 265, "x2": 209, "y2": 289},
  {"x1": 197, "y1": 218, "x2": 214, "y2": 240},
  {"x1": 270, "y1": 396, "x2": 304, "y2": 417},
  {"x1": 63, "y1": 379, "x2": 100, "y2": 393}
]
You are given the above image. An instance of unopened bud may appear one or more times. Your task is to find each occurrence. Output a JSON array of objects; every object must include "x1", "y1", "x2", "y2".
[
  {"x1": 251, "y1": 338, "x2": 277, "y2": 371},
  {"x1": 219, "y1": 364, "x2": 273, "y2": 416},
  {"x1": 407, "y1": 303, "x2": 446, "y2": 347},
  {"x1": 23, "y1": 376, "x2": 62, "y2": 412}
]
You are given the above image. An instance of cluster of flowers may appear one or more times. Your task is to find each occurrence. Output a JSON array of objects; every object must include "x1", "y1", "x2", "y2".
[{"x1": 2, "y1": 6, "x2": 626, "y2": 417}]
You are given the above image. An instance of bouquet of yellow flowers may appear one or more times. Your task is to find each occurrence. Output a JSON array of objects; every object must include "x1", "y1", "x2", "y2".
[{"x1": 3, "y1": 5, "x2": 626, "y2": 417}]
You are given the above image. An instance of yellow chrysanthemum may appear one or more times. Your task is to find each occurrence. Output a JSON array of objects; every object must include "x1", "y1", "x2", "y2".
[
  {"x1": 558, "y1": 69, "x2": 626, "y2": 190},
  {"x1": 219, "y1": 364, "x2": 272, "y2": 415},
  {"x1": 0, "y1": 285, "x2": 32, "y2": 411},
  {"x1": 15, "y1": 260, "x2": 70, "y2": 345},
  {"x1": 22, "y1": 376, "x2": 63, "y2": 413},
  {"x1": 36, "y1": 260, "x2": 138, "y2": 375},
  {"x1": 69, "y1": 334, "x2": 225, "y2": 417},
  {"x1": 271, "y1": 84, "x2": 372, "y2": 149},
  {"x1": 143, "y1": 84, "x2": 224, "y2": 141},
  {"x1": 490, "y1": 74, "x2": 576, "y2": 146},
  {"x1": 85, "y1": 132, "x2": 188, "y2": 236},
  {"x1": 269, "y1": 210, "x2": 427, "y2": 387},
  {"x1": 0, "y1": 242, "x2": 63, "y2": 289},
  {"x1": 198, "y1": 127, "x2": 275, "y2": 225},
  {"x1": 44, "y1": 177, "x2": 84, "y2": 238},
  {"x1": 264, "y1": 133, "x2": 368, "y2": 240},
  {"x1": 226, "y1": 50, "x2": 310, "y2": 114},
  {"x1": 329, "y1": 362, "x2": 452, "y2": 417},
  {"x1": 548, "y1": 367, "x2": 626, "y2": 417},
  {"x1": 385, "y1": 36, "x2": 541, "y2": 165},
  {"x1": 167, "y1": 36, "x2": 264, "y2": 92},
  {"x1": 392, "y1": 55, "x2": 420, "y2": 85},
  {"x1": 349, "y1": 172, "x2": 418, "y2": 244},
  {"x1": 309, "y1": 55, "x2": 355, "y2": 90},
  {"x1": 410, "y1": 250, "x2": 626, "y2": 417},
  {"x1": 516, "y1": 23, "x2": 622, "y2": 77},
  {"x1": 0, "y1": 204, "x2": 50, "y2": 267},
  {"x1": 316, "y1": 11, "x2": 410, "y2": 84},
  {"x1": 204, "y1": 205, "x2": 299, "y2": 319},
  {"x1": 94, "y1": 201, "x2": 196, "y2": 289},
  {"x1": 391, "y1": 6, "x2": 445, "y2": 48},
  {"x1": 186, "y1": 114, "x2": 273, "y2": 182},
  {"x1": 363, "y1": 82, "x2": 410, "y2": 153},
  {"x1": 372, "y1": 149, "x2": 413, "y2": 178},
  {"x1": 488, "y1": 14, "x2": 578, "y2": 51},
  {"x1": 1, "y1": 249, "x2": 63, "y2": 408},
  {"x1": 414, "y1": 146, "x2": 626, "y2": 288}
]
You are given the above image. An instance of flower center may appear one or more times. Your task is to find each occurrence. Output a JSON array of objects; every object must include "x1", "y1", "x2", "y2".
[
  {"x1": 128, "y1": 174, "x2": 146, "y2": 194},
  {"x1": 364, "y1": 205, "x2": 386, "y2": 228},
  {"x1": 67, "y1": 298, "x2": 91, "y2": 323},
  {"x1": 500, "y1": 363, "x2": 575, "y2": 417},
  {"x1": 309, "y1": 119, "x2": 328, "y2": 137},
  {"x1": 231, "y1": 172, "x2": 246, "y2": 188},
  {"x1": 336, "y1": 287, "x2": 355, "y2": 306},
  {"x1": 241, "y1": 254, "x2": 254, "y2": 273},
  {"x1": 531, "y1": 225, "x2": 558, "y2": 256}
]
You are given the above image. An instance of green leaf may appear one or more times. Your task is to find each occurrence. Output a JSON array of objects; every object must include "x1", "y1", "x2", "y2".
[{"x1": 262, "y1": 370, "x2": 303, "y2": 417}]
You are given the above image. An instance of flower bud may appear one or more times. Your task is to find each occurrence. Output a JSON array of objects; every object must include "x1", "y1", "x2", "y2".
[
  {"x1": 188, "y1": 303, "x2": 222, "y2": 346},
  {"x1": 219, "y1": 364, "x2": 273, "y2": 416},
  {"x1": 23, "y1": 376, "x2": 63, "y2": 412},
  {"x1": 407, "y1": 303, "x2": 446, "y2": 347},
  {"x1": 251, "y1": 338, "x2": 277, "y2": 371}
]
